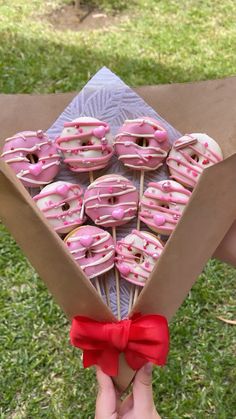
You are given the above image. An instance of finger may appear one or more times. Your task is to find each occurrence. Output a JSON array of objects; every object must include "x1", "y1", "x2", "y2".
[
  {"x1": 118, "y1": 393, "x2": 134, "y2": 416},
  {"x1": 95, "y1": 367, "x2": 118, "y2": 419},
  {"x1": 133, "y1": 363, "x2": 154, "y2": 411}
]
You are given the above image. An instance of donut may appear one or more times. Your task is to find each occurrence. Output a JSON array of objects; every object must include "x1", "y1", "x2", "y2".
[
  {"x1": 34, "y1": 181, "x2": 86, "y2": 234},
  {"x1": 167, "y1": 133, "x2": 223, "y2": 189},
  {"x1": 56, "y1": 117, "x2": 113, "y2": 173},
  {"x1": 64, "y1": 226, "x2": 115, "y2": 279},
  {"x1": 139, "y1": 180, "x2": 191, "y2": 235},
  {"x1": 0, "y1": 130, "x2": 60, "y2": 188},
  {"x1": 116, "y1": 230, "x2": 164, "y2": 286},
  {"x1": 84, "y1": 174, "x2": 139, "y2": 227},
  {"x1": 114, "y1": 117, "x2": 170, "y2": 170}
]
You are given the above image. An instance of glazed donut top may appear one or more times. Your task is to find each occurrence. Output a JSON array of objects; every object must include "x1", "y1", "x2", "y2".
[
  {"x1": 114, "y1": 117, "x2": 170, "y2": 170},
  {"x1": 167, "y1": 133, "x2": 223, "y2": 188},
  {"x1": 139, "y1": 180, "x2": 191, "y2": 235},
  {"x1": 84, "y1": 174, "x2": 139, "y2": 227},
  {"x1": 1, "y1": 130, "x2": 60, "y2": 188},
  {"x1": 34, "y1": 181, "x2": 86, "y2": 234},
  {"x1": 64, "y1": 226, "x2": 115, "y2": 279},
  {"x1": 56, "y1": 117, "x2": 113, "y2": 173},
  {"x1": 116, "y1": 230, "x2": 163, "y2": 286}
]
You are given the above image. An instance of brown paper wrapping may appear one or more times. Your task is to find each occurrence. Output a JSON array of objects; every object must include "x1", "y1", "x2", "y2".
[{"x1": 0, "y1": 77, "x2": 236, "y2": 391}]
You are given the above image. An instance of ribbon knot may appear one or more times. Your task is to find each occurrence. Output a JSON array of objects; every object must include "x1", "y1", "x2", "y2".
[
  {"x1": 70, "y1": 313, "x2": 169, "y2": 376},
  {"x1": 105, "y1": 319, "x2": 131, "y2": 352}
]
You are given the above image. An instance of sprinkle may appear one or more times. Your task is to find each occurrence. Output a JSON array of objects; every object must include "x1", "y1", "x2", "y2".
[
  {"x1": 202, "y1": 159, "x2": 209, "y2": 165},
  {"x1": 96, "y1": 236, "x2": 101, "y2": 240},
  {"x1": 192, "y1": 171, "x2": 198, "y2": 177},
  {"x1": 36, "y1": 130, "x2": 44, "y2": 138},
  {"x1": 204, "y1": 142, "x2": 208, "y2": 148}
]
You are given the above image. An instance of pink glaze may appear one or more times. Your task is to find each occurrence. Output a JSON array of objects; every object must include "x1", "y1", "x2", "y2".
[
  {"x1": 116, "y1": 230, "x2": 164, "y2": 286},
  {"x1": 139, "y1": 180, "x2": 191, "y2": 235},
  {"x1": 64, "y1": 225, "x2": 115, "y2": 279},
  {"x1": 84, "y1": 174, "x2": 139, "y2": 227},
  {"x1": 34, "y1": 181, "x2": 86, "y2": 234},
  {"x1": 167, "y1": 133, "x2": 223, "y2": 189},
  {"x1": 114, "y1": 117, "x2": 170, "y2": 170},
  {"x1": 56, "y1": 117, "x2": 113, "y2": 173},
  {"x1": 1, "y1": 130, "x2": 60, "y2": 188}
]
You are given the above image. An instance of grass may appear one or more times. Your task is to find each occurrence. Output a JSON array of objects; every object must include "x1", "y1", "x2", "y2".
[{"x1": 0, "y1": 0, "x2": 236, "y2": 417}]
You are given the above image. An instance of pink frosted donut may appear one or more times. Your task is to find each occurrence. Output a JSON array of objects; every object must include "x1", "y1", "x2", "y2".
[
  {"x1": 34, "y1": 181, "x2": 86, "y2": 234},
  {"x1": 0, "y1": 130, "x2": 60, "y2": 188},
  {"x1": 167, "y1": 133, "x2": 223, "y2": 189},
  {"x1": 64, "y1": 226, "x2": 115, "y2": 279},
  {"x1": 114, "y1": 117, "x2": 170, "y2": 170},
  {"x1": 84, "y1": 174, "x2": 139, "y2": 227},
  {"x1": 139, "y1": 180, "x2": 191, "y2": 235},
  {"x1": 116, "y1": 230, "x2": 164, "y2": 286},
  {"x1": 56, "y1": 117, "x2": 113, "y2": 173}
]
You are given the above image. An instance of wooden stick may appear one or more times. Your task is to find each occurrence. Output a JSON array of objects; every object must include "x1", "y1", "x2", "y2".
[
  {"x1": 132, "y1": 286, "x2": 140, "y2": 306},
  {"x1": 103, "y1": 274, "x2": 111, "y2": 308},
  {"x1": 89, "y1": 171, "x2": 94, "y2": 184},
  {"x1": 112, "y1": 226, "x2": 121, "y2": 320},
  {"x1": 137, "y1": 169, "x2": 145, "y2": 231},
  {"x1": 128, "y1": 284, "x2": 135, "y2": 313},
  {"x1": 29, "y1": 154, "x2": 36, "y2": 164},
  {"x1": 95, "y1": 277, "x2": 102, "y2": 297}
]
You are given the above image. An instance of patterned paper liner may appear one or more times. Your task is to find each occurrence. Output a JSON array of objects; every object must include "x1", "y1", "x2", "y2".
[{"x1": 44, "y1": 67, "x2": 181, "y2": 319}]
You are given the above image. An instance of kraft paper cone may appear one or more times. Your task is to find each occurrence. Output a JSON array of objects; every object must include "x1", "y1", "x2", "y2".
[{"x1": 0, "y1": 74, "x2": 236, "y2": 391}]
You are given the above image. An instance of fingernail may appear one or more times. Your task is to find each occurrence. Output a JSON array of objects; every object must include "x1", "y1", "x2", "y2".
[{"x1": 144, "y1": 362, "x2": 153, "y2": 374}]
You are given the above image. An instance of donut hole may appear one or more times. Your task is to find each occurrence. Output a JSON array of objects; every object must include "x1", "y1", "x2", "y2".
[
  {"x1": 108, "y1": 196, "x2": 118, "y2": 205},
  {"x1": 160, "y1": 202, "x2": 169, "y2": 209},
  {"x1": 85, "y1": 250, "x2": 92, "y2": 259},
  {"x1": 81, "y1": 138, "x2": 93, "y2": 147},
  {"x1": 134, "y1": 253, "x2": 144, "y2": 264},
  {"x1": 191, "y1": 153, "x2": 199, "y2": 162},
  {"x1": 62, "y1": 202, "x2": 70, "y2": 211},
  {"x1": 26, "y1": 153, "x2": 39, "y2": 164},
  {"x1": 136, "y1": 137, "x2": 148, "y2": 147}
]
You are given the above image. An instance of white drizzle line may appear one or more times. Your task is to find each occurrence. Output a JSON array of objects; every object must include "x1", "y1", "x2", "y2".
[{"x1": 1, "y1": 141, "x2": 54, "y2": 157}]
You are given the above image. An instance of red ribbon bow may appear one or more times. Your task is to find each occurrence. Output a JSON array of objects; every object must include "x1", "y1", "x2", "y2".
[{"x1": 70, "y1": 313, "x2": 169, "y2": 376}]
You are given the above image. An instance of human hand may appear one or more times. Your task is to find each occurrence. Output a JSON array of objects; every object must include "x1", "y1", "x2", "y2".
[
  {"x1": 95, "y1": 363, "x2": 161, "y2": 419},
  {"x1": 213, "y1": 220, "x2": 236, "y2": 266}
]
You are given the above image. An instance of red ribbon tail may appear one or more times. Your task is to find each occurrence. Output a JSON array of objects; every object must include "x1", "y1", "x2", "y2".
[{"x1": 83, "y1": 349, "x2": 120, "y2": 376}]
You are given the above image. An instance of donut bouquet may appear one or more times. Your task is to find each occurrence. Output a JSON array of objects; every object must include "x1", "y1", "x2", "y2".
[
  {"x1": 0, "y1": 116, "x2": 224, "y2": 319},
  {"x1": 0, "y1": 68, "x2": 230, "y2": 388}
]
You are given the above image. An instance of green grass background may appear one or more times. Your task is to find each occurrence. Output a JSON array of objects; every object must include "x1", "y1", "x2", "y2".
[{"x1": 0, "y1": 0, "x2": 236, "y2": 417}]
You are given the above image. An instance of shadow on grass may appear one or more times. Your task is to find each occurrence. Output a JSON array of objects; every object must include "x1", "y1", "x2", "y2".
[{"x1": 0, "y1": 29, "x2": 214, "y2": 95}]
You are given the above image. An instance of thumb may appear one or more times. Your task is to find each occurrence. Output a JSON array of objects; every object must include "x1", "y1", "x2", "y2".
[
  {"x1": 95, "y1": 367, "x2": 118, "y2": 419},
  {"x1": 133, "y1": 363, "x2": 154, "y2": 411}
]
